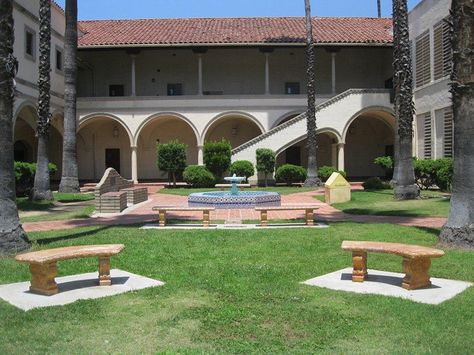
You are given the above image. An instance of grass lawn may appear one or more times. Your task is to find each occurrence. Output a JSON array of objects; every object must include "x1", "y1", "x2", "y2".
[
  {"x1": 17, "y1": 192, "x2": 95, "y2": 223},
  {"x1": 0, "y1": 223, "x2": 472, "y2": 353},
  {"x1": 316, "y1": 189, "x2": 450, "y2": 218},
  {"x1": 159, "y1": 186, "x2": 318, "y2": 196}
]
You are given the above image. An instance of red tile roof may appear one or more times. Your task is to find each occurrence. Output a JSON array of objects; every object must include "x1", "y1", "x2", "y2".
[{"x1": 78, "y1": 17, "x2": 393, "y2": 48}]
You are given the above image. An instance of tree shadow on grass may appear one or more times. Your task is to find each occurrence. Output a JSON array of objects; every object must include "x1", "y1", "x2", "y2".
[{"x1": 33, "y1": 225, "x2": 113, "y2": 246}]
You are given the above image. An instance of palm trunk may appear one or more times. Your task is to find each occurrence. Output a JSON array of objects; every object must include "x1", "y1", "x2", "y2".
[
  {"x1": 59, "y1": 0, "x2": 80, "y2": 193},
  {"x1": 31, "y1": 0, "x2": 53, "y2": 201},
  {"x1": 392, "y1": 0, "x2": 419, "y2": 200},
  {"x1": 377, "y1": 0, "x2": 382, "y2": 18},
  {"x1": 304, "y1": 0, "x2": 321, "y2": 187},
  {"x1": 0, "y1": 0, "x2": 30, "y2": 254},
  {"x1": 440, "y1": 0, "x2": 474, "y2": 247}
]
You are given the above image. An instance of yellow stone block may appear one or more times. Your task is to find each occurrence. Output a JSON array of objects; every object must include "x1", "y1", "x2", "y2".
[{"x1": 324, "y1": 172, "x2": 351, "y2": 205}]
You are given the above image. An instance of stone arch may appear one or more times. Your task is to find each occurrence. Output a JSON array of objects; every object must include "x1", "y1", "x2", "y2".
[
  {"x1": 77, "y1": 114, "x2": 133, "y2": 181},
  {"x1": 13, "y1": 100, "x2": 37, "y2": 128},
  {"x1": 272, "y1": 110, "x2": 305, "y2": 129},
  {"x1": 134, "y1": 112, "x2": 199, "y2": 147},
  {"x1": 135, "y1": 112, "x2": 199, "y2": 180},
  {"x1": 343, "y1": 108, "x2": 396, "y2": 178},
  {"x1": 203, "y1": 111, "x2": 265, "y2": 148}
]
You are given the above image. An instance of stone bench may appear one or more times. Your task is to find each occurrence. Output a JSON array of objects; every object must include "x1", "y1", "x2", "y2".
[
  {"x1": 215, "y1": 183, "x2": 251, "y2": 189},
  {"x1": 121, "y1": 186, "x2": 148, "y2": 205},
  {"x1": 99, "y1": 191, "x2": 127, "y2": 213},
  {"x1": 152, "y1": 206, "x2": 216, "y2": 227},
  {"x1": 254, "y1": 205, "x2": 320, "y2": 226},
  {"x1": 15, "y1": 244, "x2": 125, "y2": 296},
  {"x1": 341, "y1": 240, "x2": 445, "y2": 290}
]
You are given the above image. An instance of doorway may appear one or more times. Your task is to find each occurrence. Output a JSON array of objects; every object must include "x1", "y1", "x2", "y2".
[{"x1": 105, "y1": 148, "x2": 121, "y2": 173}]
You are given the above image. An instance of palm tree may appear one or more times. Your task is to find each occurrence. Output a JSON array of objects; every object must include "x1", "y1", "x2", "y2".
[
  {"x1": 303, "y1": 0, "x2": 322, "y2": 187},
  {"x1": 59, "y1": 0, "x2": 80, "y2": 193},
  {"x1": 377, "y1": 0, "x2": 382, "y2": 18},
  {"x1": 439, "y1": 0, "x2": 474, "y2": 247},
  {"x1": 391, "y1": 0, "x2": 419, "y2": 200},
  {"x1": 31, "y1": 0, "x2": 53, "y2": 201},
  {"x1": 0, "y1": 0, "x2": 30, "y2": 254}
]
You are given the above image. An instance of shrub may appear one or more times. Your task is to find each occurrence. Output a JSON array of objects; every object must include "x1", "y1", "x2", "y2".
[
  {"x1": 362, "y1": 177, "x2": 391, "y2": 190},
  {"x1": 435, "y1": 158, "x2": 453, "y2": 192},
  {"x1": 229, "y1": 160, "x2": 254, "y2": 182},
  {"x1": 318, "y1": 166, "x2": 346, "y2": 182},
  {"x1": 157, "y1": 140, "x2": 187, "y2": 187},
  {"x1": 14, "y1": 162, "x2": 57, "y2": 197},
  {"x1": 413, "y1": 158, "x2": 438, "y2": 190},
  {"x1": 256, "y1": 148, "x2": 276, "y2": 187},
  {"x1": 204, "y1": 139, "x2": 232, "y2": 181},
  {"x1": 374, "y1": 156, "x2": 394, "y2": 178},
  {"x1": 183, "y1": 165, "x2": 214, "y2": 188},
  {"x1": 275, "y1": 164, "x2": 307, "y2": 185}
]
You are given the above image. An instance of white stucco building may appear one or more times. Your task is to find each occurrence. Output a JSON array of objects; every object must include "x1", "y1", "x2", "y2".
[{"x1": 11, "y1": 0, "x2": 453, "y2": 184}]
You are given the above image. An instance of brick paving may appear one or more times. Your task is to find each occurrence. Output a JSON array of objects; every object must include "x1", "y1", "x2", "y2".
[{"x1": 22, "y1": 185, "x2": 447, "y2": 233}]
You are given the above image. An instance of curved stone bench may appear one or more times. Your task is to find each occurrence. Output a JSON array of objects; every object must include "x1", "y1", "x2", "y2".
[
  {"x1": 16, "y1": 244, "x2": 125, "y2": 296},
  {"x1": 341, "y1": 241, "x2": 445, "y2": 290}
]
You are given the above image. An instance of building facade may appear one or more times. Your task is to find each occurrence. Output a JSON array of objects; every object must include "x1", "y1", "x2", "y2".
[{"x1": 11, "y1": 0, "x2": 451, "y2": 184}]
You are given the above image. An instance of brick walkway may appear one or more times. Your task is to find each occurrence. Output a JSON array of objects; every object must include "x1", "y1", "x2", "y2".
[{"x1": 22, "y1": 185, "x2": 447, "y2": 232}]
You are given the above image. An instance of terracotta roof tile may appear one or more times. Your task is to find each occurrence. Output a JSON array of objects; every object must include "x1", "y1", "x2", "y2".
[{"x1": 78, "y1": 17, "x2": 393, "y2": 48}]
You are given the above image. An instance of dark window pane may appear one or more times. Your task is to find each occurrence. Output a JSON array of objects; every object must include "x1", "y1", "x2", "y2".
[
  {"x1": 285, "y1": 82, "x2": 300, "y2": 95},
  {"x1": 109, "y1": 85, "x2": 124, "y2": 97}
]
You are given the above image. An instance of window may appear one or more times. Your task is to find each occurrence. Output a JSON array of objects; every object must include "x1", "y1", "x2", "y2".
[
  {"x1": 109, "y1": 85, "x2": 124, "y2": 97},
  {"x1": 167, "y1": 83, "x2": 183, "y2": 96},
  {"x1": 423, "y1": 112, "x2": 432, "y2": 159},
  {"x1": 443, "y1": 107, "x2": 453, "y2": 158},
  {"x1": 285, "y1": 82, "x2": 300, "y2": 95},
  {"x1": 24, "y1": 26, "x2": 36, "y2": 61},
  {"x1": 415, "y1": 31, "x2": 431, "y2": 88},
  {"x1": 55, "y1": 47, "x2": 63, "y2": 73},
  {"x1": 433, "y1": 19, "x2": 452, "y2": 80}
]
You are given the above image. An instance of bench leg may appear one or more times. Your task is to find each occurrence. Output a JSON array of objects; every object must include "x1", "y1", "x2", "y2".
[
  {"x1": 203, "y1": 210, "x2": 210, "y2": 228},
  {"x1": 306, "y1": 209, "x2": 314, "y2": 226},
  {"x1": 402, "y1": 257, "x2": 431, "y2": 290},
  {"x1": 98, "y1": 257, "x2": 112, "y2": 286},
  {"x1": 260, "y1": 210, "x2": 268, "y2": 227},
  {"x1": 351, "y1": 251, "x2": 368, "y2": 282},
  {"x1": 159, "y1": 210, "x2": 166, "y2": 227},
  {"x1": 29, "y1": 262, "x2": 58, "y2": 296}
]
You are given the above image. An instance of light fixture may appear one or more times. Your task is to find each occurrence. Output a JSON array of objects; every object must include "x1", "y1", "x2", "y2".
[
  {"x1": 231, "y1": 127, "x2": 238, "y2": 136},
  {"x1": 113, "y1": 126, "x2": 119, "y2": 138}
]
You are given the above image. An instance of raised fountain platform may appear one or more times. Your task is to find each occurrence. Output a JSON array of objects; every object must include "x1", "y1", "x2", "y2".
[{"x1": 188, "y1": 191, "x2": 281, "y2": 209}]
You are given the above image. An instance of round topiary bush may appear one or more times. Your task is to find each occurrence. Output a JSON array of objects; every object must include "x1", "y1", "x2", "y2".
[
  {"x1": 362, "y1": 177, "x2": 391, "y2": 190},
  {"x1": 229, "y1": 160, "x2": 254, "y2": 182},
  {"x1": 275, "y1": 164, "x2": 307, "y2": 185},
  {"x1": 183, "y1": 165, "x2": 215, "y2": 188},
  {"x1": 318, "y1": 166, "x2": 346, "y2": 182}
]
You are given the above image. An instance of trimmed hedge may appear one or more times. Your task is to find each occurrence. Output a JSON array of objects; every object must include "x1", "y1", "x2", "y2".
[
  {"x1": 156, "y1": 140, "x2": 187, "y2": 186},
  {"x1": 414, "y1": 158, "x2": 453, "y2": 191},
  {"x1": 183, "y1": 165, "x2": 214, "y2": 188},
  {"x1": 362, "y1": 177, "x2": 391, "y2": 190},
  {"x1": 275, "y1": 164, "x2": 307, "y2": 185},
  {"x1": 204, "y1": 139, "x2": 232, "y2": 181},
  {"x1": 14, "y1": 162, "x2": 57, "y2": 197},
  {"x1": 318, "y1": 166, "x2": 346, "y2": 182},
  {"x1": 229, "y1": 160, "x2": 254, "y2": 182},
  {"x1": 256, "y1": 148, "x2": 276, "y2": 187}
]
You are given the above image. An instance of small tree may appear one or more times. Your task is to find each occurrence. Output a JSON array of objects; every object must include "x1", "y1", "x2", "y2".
[
  {"x1": 229, "y1": 160, "x2": 254, "y2": 182},
  {"x1": 203, "y1": 139, "x2": 232, "y2": 181},
  {"x1": 256, "y1": 148, "x2": 275, "y2": 187},
  {"x1": 157, "y1": 140, "x2": 187, "y2": 187}
]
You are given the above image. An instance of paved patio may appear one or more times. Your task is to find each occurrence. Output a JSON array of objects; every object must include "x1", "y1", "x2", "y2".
[{"x1": 22, "y1": 185, "x2": 447, "y2": 232}]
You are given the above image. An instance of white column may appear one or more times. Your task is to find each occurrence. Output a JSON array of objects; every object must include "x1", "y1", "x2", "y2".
[
  {"x1": 130, "y1": 55, "x2": 136, "y2": 97},
  {"x1": 337, "y1": 143, "x2": 345, "y2": 171},
  {"x1": 131, "y1": 146, "x2": 138, "y2": 184},
  {"x1": 198, "y1": 145, "x2": 204, "y2": 165},
  {"x1": 198, "y1": 54, "x2": 203, "y2": 96},
  {"x1": 264, "y1": 52, "x2": 270, "y2": 95},
  {"x1": 331, "y1": 52, "x2": 337, "y2": 95}
]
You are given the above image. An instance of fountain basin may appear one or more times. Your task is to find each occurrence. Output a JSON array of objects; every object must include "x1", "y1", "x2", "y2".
[{"x1": 188, "y1": 191, "x2": 281, "y2": 209}]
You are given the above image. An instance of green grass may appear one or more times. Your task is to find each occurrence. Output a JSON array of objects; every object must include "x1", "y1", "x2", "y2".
[
  {"x1": 17, "y1": 192, "x2": 95, "y2": 223},
  {"x1": 0, "y1": 223, "x2": 472, "y2": 353},
  {"x1": 159, "y1": 186, "x2": 317, "y2": 196},
  {"x1": 316, "y1": 189, "x2": 450, "y2": 218}
]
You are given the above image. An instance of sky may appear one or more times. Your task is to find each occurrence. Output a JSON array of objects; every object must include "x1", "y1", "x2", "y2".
[{"x1": 55, "y1": 0, "x2": 423, "y2": 20}]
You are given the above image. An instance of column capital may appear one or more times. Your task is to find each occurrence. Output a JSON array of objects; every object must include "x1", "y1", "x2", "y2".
[
  {"x1": 192, "y1": 47, "x2": 208, "y2": 54},
  {"x1": 337, "y1": 142, "x2": 345, "y2": 147},
  {"x1": 126, "y1": 48, "x2": 141, "y2": 56},
  {"x1": 259, "y1": 47, "x2": 274, "y2": 53}
]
